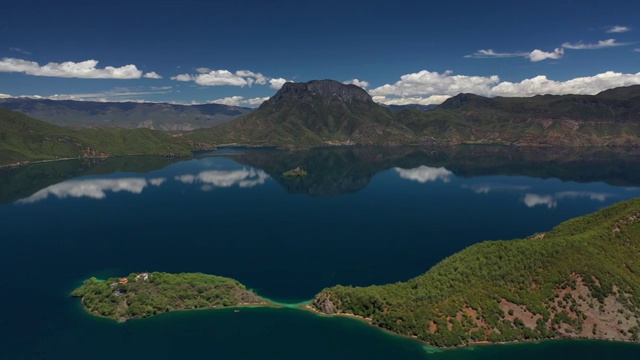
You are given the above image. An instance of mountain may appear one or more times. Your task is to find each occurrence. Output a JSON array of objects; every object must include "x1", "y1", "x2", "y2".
[
  {"x1": 185, "y1": 81, "x2": 640, "y2": 149},
  {"x1": 186, "y1": 80, "x2": 417, "y2": 149},
  {"x1": 0, "y1": 108, "x2": 191, "y2": 166},
  {"x1": 0, "y1": 98, "x2": 252, "y2": 130},
  {"x1": 312, "y1": 197, "x2": 640, "y2": 347},
  {"x1": 439, "y1": 85, "x2": 640, "y2": 123}
]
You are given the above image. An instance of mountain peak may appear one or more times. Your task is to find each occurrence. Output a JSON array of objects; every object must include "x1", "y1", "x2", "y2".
[{"x1": 260, "y1": 80, "x2": 372, "y2": 108}]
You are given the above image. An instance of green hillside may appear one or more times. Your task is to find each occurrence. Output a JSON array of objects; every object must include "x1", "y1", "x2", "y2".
[
  {"x1": 312, "y1": 198, "x2": 640, "y2": 347},
  {"x1": 185, "y1": 82, "x2": 640, "y2": 149},
  {"x1": 0, "y1": 108, "x2": 191, "y2": 166}
]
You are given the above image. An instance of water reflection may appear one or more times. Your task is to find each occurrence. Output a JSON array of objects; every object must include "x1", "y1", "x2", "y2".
[
  {"x1": 523, "y1": 191, "x2": 614, "y2": 209},
  {"x1": 17, "y1": 177, "x2": 166, "y2": 203},
  {"x1": 394, "y1": 165, "x2": 453, "y2": 183},
  {"x1": 174, "y1": 168, "x2": 269, "y2": 189},
  {"x1": 463, "y1": 184, "x2": 531, "y2": 194}
]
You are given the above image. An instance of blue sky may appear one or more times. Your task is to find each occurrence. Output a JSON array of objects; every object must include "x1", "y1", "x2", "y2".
[{"x1": 1, "y1": 0, "x2": 639, "y2": 107}]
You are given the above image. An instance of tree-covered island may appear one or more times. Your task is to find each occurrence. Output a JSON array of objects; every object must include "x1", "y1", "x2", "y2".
[{"x1": 71, "y1": 272, "x2": 268, "y2": 322}]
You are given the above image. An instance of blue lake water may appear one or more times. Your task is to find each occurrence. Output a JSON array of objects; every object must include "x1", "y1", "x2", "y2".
[{"x1": 1, "y1": 146, "x2": 640, "y2": 359}]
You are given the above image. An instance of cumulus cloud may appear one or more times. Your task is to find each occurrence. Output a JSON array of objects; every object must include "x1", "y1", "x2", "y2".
[
  {"x1": 394, "y1": 166, "x2": 453, "y2": 183},
  {"x1": 369, "y1": 70, "x2": 500, "y2": 98},
  {"x1": 369, "y1": 69, "x2": 640, "y2": 104},
  {"x1": 466, "y1": 48, "x2": 563, "y2": 62},
  {"x1": 0, "y1": 57, "x2": 145, "y2": 79},
  {"x1": 606, "y1": 25, "x2": 630, "y2": 33},
  {"x1": 0, "y1": 93, "x2": 11, "y2": 98},
  {"x1": 269, "y1": 77, "x2": 289, "y2": 89},
  {"x1": 523, "y1": 194, "x2": 557, "y2": 208},
  {"x1": 562, "y1": 39, "x2": 628, "y2": 50},
  {"x1": 209, "y1": 96, "x2": 245, "y2": 106},
  {"x1": 462, "y1": 184, "x2": 531, "y2": 194},
  {"x1": 149, "y1": 178, "x2": 166, "y2": 186},
  {"x1": 174, "y1": 168, "x2": 269, "y2": 188},
  {"x1": 343, "y1": 79, "x2": 370, "y2": 89},
  {"x1": 528, "y1": 48, "x2": 564, "y2": 62},
  {"x1": 19, "y1": 86, "x2": 173, "y2": 102},
  {"x1": 208, "y1": 96, "x2": 269, "y2": 107},
  {"x1": 171, "y1": 68, "x2": 286, "y2": 89},
  {"x1": 143, "y1": 71, "x2": 162, "y2": 79},
  {"x1": 247, "y1": 96, "x2": 270, "y2": 105},
  {"x1": 17, "y1": 178, "x2": 150, "y2": 203},
  {"x1": 372, "y1": 95, "x2": 451, "y2": 106}
]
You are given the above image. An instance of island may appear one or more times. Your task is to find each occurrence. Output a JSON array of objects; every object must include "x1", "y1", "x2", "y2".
[
  {"x1": 283, "y1": 166, "x2": 307, "y2": 177},
  {"x1": 71, "y1": 272, "x2": 268, "y2": 322},
  {"x1": 310, "y1": 197, "x2": 640, "y2": 348}
]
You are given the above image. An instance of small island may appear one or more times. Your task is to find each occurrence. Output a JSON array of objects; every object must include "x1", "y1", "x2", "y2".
[
  {"x1": 71, "y1": 272, "x2": 268, "y2": 322},
  {"x1": 283, "y1": 166, "x2": 307, "y2": 177}
]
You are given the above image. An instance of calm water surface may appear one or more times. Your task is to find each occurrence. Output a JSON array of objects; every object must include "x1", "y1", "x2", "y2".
[{"x1": 2, "y1": 146, "x2": 640, "y2": 359}]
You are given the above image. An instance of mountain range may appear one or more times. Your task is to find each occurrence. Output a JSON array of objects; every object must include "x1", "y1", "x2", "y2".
[
  {"x1": 0, "y1": 98, "x2": 251, "y2": 130},
  {"x1": 187, "y1": 80, "x2": 640, "y2": 149}
]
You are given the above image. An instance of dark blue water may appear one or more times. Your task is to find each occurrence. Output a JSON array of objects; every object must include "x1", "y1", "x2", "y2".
[{"x1": 2, "y1": 147, "x2": 640, "y2": 359}]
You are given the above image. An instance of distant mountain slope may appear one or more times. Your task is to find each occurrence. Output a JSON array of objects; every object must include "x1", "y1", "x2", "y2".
[
  {"x1": 0, "y1": 108, "x2": 190, "y2": 166},
  {"x1": 439, "y1": 85, "x2": 640, "y2": 123},
  {"x1": 185, "y1": 81, "x2": 640, "y2": 149},
  {"x1": 0, "y1": 98, "x2": 252, "y2": 130},
  {"x1": 386, "y1": 104, "x2": 438, "y2": 111},
  {"x1": 312, "y1": 197, "x2": 640, "y2": 347},
  {"x1": 186, "y1": 80, "x2": 417, "y2": 149}
]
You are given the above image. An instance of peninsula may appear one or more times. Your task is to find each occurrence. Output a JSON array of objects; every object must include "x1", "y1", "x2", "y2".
[
  {"x1": 311, "y1": 197, "x2": 640, "y2": 348},
  {"x1": 71, "y1": 272, "x2": 267, "y2": 322}
]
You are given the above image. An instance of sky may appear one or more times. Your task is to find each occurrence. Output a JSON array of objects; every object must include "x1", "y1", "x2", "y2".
[{"x1": 1, "y1": 0, "x2": 639, "y2": 107}]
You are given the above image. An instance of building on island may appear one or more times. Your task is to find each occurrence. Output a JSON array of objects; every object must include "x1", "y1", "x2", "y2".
[
  {"x1": 135, "y1": 273, "x2": 149, "y2": 281},
  {"x1": 118, "y1": 278, "x2": 128, "y2": 284}
]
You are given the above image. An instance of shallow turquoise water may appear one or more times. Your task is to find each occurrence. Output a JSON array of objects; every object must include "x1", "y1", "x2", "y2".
[{"x1": 1, "y1": 147, "x2": 640, "y2": 359}]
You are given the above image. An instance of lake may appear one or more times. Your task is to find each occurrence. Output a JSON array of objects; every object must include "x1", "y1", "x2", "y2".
[{"x1": 2, "y1": 146, "x2": 640, "y2": 359}]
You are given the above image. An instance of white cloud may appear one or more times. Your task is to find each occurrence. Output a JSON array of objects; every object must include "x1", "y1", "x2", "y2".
[
  {"x1": 372, "y1": 95, "x2": 451, "y2": 106},
  {"x1": 368, "y1": 69, "x2": 640, "y2": 103},
  {"x1": 9, "y1": 47, "x2": 31, "y2": 55},
  {"x1": 207, "y1": 95, "x2": 269, "y2": 107},
  {"x1": 269, "y1": 77, "x2": 289, "y2": 90},
  {"x1": 17, "y1": 178, "x2": 150, "y2": 203},
  {"x1": 394, "y1": 166, "x2": 453, "y2": 183},
  {"x1": 209, "y1": 96, "x2": 245, "y2": 106},
  {"x1": 466, "y1": 48, "x2": 563, "y2": 62},
  {"x1": 174, "y1": 168, "x2": 269, "y2": 188},
  {"x1": 0, "y1": 93, "x2": 11, "y2": 98},
  {"x1": 0, "y1": 58, "x2": 144, "y2": 79},
  {"x1": 606, "y1": 25, "x2": 630, "y2": 33},
  {"x1": 247, "y1": 96, "x2": 270, "y2": 105},
  {"x1": 465, "y1": 49, "x2": 528, "y2": 59},
  {"x1": 562, "y1": 39, "x2": 628, "y2": 50},
  {"x1": 19, "y1": 86, "x2": 173, "y2": 102},
  {"x1": 143, "y1": 71, "x2": 162, "y2": 79},
  {"x1": 528, "y1": 48, "x2": 564, "y2": 62},
  {"x1": 343, "y1": 79, "x2": 370, "y2": 89},
  {"x1": 369, "y1": 70, "x2": 500, "y2": 98},
  {"x1": 171, "y1": 68, "x2": 282, "y2": 88},
  {"x1": 171, "y1": 74, "x2": 192, "y2": 82},
  {"x1": 490, "y1": 71, "x2": 640, "y2": 97}
]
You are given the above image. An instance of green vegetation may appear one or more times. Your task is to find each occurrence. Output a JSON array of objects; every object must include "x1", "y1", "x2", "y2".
[
  {"x1": 71, "y1": 272, "x2": 266, "y2": 322},
  {"x1": 283, "y1": 166, "x2": 307, "y2": 177},
  {"x1": 185, "y1": 82, "x2": 640, "y2": 149},
  {"x1": 0, "y1": 108, "x2": 191, "y2": 166},
  {"x1": 312, "y1": 198, "x2": 640, "y2": 347}
]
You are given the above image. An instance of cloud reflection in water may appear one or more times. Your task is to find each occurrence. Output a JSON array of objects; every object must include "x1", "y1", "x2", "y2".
[
  {"x1": 174, "y1": 168, "x2": 269, "y2": 189},
  {"x1": 524, "y1": 191, "x2": 614, "y2": 209},
  {"x1": 394, "y1": 166, "x2": 453, "y2": 183},
  {"x1": 17, "y1": 177, "x2": 166, "y2": 203}
]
